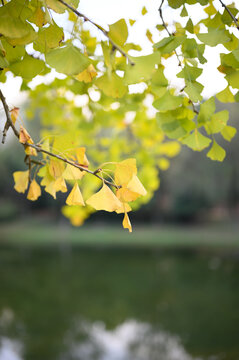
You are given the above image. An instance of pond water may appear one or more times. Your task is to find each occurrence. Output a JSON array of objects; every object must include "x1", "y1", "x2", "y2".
[{"x1": 0, "y1": 246, "x2": 239, "y2": 360}]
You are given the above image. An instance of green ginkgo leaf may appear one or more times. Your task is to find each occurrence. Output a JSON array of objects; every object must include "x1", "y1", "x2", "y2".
[
  {"x1": 207, "y1": 140, "x2": 226, "y2": 162},
  {"x1": 45, "y1": 44, "x2": 90, "y2": 75},
  {"x1": 181, "y1": 129, "x2": 211, "y2": 151}
]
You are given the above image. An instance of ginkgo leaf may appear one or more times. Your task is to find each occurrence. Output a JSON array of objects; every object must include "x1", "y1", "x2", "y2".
[
  {"x1": 216, "y1": 86, "x2": 235, "y2": 103},
  {"x1": 49, "y1": 159, "x2": 65, "y2": 179},
  {"x1": 62, "y1": 205, "x2": 90, "y2": 226},
  {"x1": 25, "y1": 146, "x2": 37, "y2": 157},
  {"x1": 181, "y1": 129, "x2": 211, "y2": 151},
  {"x1": 122, "y1": 213, "x2": 132, "y2": 232},
  {"x1": 62, "y1": 164, "x2": 85, "y2": 180},
  {"x1": 54, "y1": 177, "x2": 67, "y2": 193},
  {"x1": 19, "y1": 125, "x2": 37, "y2": 156},
  {"x1": 45, "y1": 182, "x2": 57, "y2": 199},
  {"x1": 75, "y1": 147, "x2": 89, "y2": 166},
  {"x1": 221, "y1": 126, "x2": 237, "y2": 141},
  {"x1": 13, "y1": 170, "x2": 29, "y2": 193},
  {"x1": 115, "y1": 202, "x2": 132, "y2": 214},
  {"x1": 108, "y1": 19, "x2": 128, "y2": 46},
  {"x1": 141, "y1": 6, "x2": 147, "y2": 15},
  {"x1": 76, "y1": 64, "x2": 97, "y2": 83},
  {"x1": 86, "y1": 183, "x2": 121, "y2": 212},
  {"x1": 10, "y1": 107, "x2": 19, "y2": 124},
  {"x1": 45, "y1": 44, "x2": 90, "y2": 76},
  {"x1": 207, "y1": 140, "x2": 226, "y2": 162},
  {"x1": 19, "y1": 125, "x2": 32, "y2": 144},
  {"x1": 95, "y1": 72, "x2": 127, "y2": 98},
  {"x1": 116, "y1": 187, "x2": 140, "y2": 202},
  {"x1": 27, "y1": 180, "x2": 41, "y2": 201},
  {"x1": 30, "y1": 7, "x2": 46, "y2": 27},
  {"x1": 115, "y1": 158, "x2": 137, "y2": 186},
  {"x1": 66, "y1": 182, "x2": 85, "y2": 206},
  {"x1": 127, "y1": 175, "x2": 147, "y2": 196}
]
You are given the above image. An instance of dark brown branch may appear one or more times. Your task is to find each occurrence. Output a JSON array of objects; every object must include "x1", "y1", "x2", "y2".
[
  {"x1": 58, "y1": 0, "x2": 135, "y2": 65},
  {"x1": 158, "y1": 0, "x2": 171, "y2": 37},
  {"x1": 0, "y1": 89, "x2": 119, "y2": 189},
  {"x1": 1, "y1": 0, "x2": 4, "y2": 5},
  {"x1": 218, "y1": 0, "x2": 239, "y2": 30},
  {"x1": 0, "y1": 90, "x2": 20, "y2": 143}
]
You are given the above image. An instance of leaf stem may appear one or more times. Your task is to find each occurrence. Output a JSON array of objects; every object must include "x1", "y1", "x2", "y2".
[
  {"x1": 58, "y1": 0, "x2": 135, "y2": 65},
  {"x1": 218, "y1": 0, "x2": 239, "y2": 31},
  {"x1": 158, "y1": 0, "x2": 182, "y2": 66}
]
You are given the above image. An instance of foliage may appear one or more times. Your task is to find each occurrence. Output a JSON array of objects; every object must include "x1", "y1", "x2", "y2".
[{"x1": 0, "y1": 0, "x2": 238, "y2": 229}]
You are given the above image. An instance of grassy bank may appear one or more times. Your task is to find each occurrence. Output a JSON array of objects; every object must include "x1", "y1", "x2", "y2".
[{"x1": 0, "y1": 218, "x2": 239, "y2": 249}]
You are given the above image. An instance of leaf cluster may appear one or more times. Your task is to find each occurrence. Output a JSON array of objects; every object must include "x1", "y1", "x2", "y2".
[{"x1": 0, "y1": 0, "x2": 239, "y2": 228}]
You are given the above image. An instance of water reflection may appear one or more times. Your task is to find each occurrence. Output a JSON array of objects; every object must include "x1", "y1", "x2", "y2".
[
  {"x1": 0, "y1": 337, "x2": 23, "y2": 360},
  {"x1": 1, "y1": 247, "x2": 239, "y2": 360},
  {"x1": 61, "y1": 320, "x2": 202, "y2": 360}
]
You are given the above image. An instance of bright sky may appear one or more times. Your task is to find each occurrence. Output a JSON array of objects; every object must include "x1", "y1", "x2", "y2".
[{"x1": 0, "y1": 0, "x2": 236, "y2": 106}]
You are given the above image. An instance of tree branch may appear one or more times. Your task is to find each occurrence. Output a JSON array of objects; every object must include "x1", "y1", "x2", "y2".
[
  {"x1": 0, "y1": 90, "x2": 20, "y2": 143},
  {"x1": 27, "y1": 143, "x2": 120, "y2": 188},
  {"x1": 158, "y1": 0, "x2": 182, "y2": 66},
  {"x1": 158, "y1": 0, "x2": 171, "y2": 37},
  {"x1": 218, "y1": 0, "x2": 239, "y2": 30},
  {"x1": 58, "y1": 0, "x2": 135, "y2": 65},
  {"x1": 0, "y1": 89, "x2": 120, "y2": 189}
]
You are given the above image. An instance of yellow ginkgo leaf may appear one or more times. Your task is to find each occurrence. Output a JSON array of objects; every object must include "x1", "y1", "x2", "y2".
[
  {"x1": 40, "y1": 169, "x2": 54, "y2": 187},
  {"x1": 25, "y1": 145, "x2": 37, "y2": 156},
  {"x1": 62, "y1": 205, "x2": 91, "y2": 226},
  {"x1": 127, "y1": 175, "x2": 147, "y2": 196},
  {"x1": 45, "y1": 182, "x2": 57, "y2": 199},
  {"x1": 19, "y1": 126, "x2": 37, "y2": 156},
  {"x1": 115, "y1": 158, "x2": 137, "y2": 186},
  {"x1": 115, "y1": 202, "x2": 132, "y2": 214},
  {"x1": 41, "y1": 139, "x2": 50, "y2": 159},
  {"x1": 27, "y1": 179, "x2": 41, "y2": 201},
  {"x1": 66, "y1": 182, "x2": 85, "y2": 206},
  {"x1": 19, "y1": 125, "x2": 32, "y2": 144},
  {"x1": 75, "y1": 147, "x2": 89, "y2": 167},
  {"x1": 123, "y1": 213, "x2": 132, "y2": 232},
  {"x1": 62, "y1": 163, "x2": 85, "y2": 180},
  {"x1": 76, "y1": 64, "x2": 97, "y2": 83},
  {"x1": 86, "y1": 183, "x2": 121, "y2": 212},
  {"x1": 116, "y1": 187, "x2": 140, "y2": 202},
  {"x1": 53, "y1": 177, "x2": 67, "y2": 193},
  {"x1": 10, "y1": 107, "x2": 19, "y2": 125},
  {"x1": 49, "y1": 159, "x2": 65, "y2": 179},
  {"x1": 13, "y1": 170, "x2": 29, "y2": 193}
]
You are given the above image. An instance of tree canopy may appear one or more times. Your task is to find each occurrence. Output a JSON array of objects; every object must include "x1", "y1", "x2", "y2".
[{"x1": 0, "y1": 0, "x2": 238, "y2": 230}]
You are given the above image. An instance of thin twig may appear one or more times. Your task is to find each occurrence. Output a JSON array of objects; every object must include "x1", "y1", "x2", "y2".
[
  {"x1": 58, "y1": 0, "x2": 135, "y2": 65},
  {"x1": 158, "y1": 0, "x2": 182, "y2": 66},
  {"x1": 218, "y1": 0, "x2": 239, "y2": 30},
  {"x1": 0, "y1": 89, "x2": 120, "y2": 189},
  {"x1": 0, "y1": 90, "x2": 20, "y2": 143},
  {"x1": 158, "y1": 0, "x2": 171, "y2": 36},
  {"x1": 27, "y1": 143, "x2": 120, "y2": 189}
]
